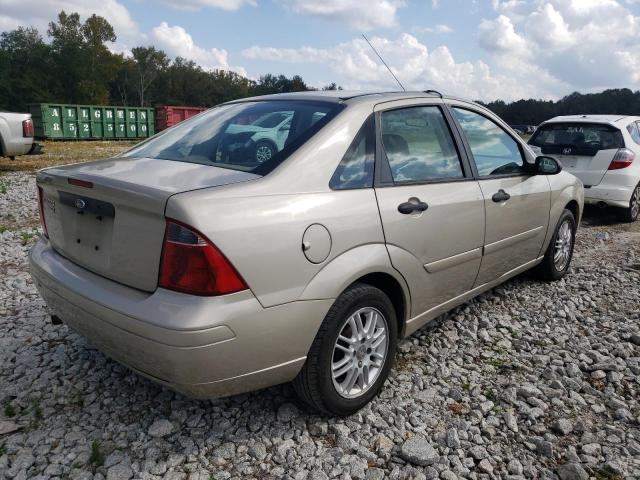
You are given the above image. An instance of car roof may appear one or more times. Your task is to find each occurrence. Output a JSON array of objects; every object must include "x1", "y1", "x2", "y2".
[
  {"x1": 224, "y1": 90, "x2": 480, "y2": 108},
  {"x1": 543, "y1": 114, "x2": 640, "y2": 126}
]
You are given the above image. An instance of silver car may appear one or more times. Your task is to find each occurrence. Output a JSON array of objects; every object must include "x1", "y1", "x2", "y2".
[{"x1": 30, "y1": 91, "x2": 583, "y2": 415}]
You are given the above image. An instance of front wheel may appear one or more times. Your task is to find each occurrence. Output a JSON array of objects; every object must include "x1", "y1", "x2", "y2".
[
  {"x1": 534, "y1": 209, "x2": 576, "y2": 281},
  {"x1": 617, "y1": 182, "x2": 640, "y2": 223},
  {"x1": 293, "y1": 283, "x2": 397, "y2": 416}
]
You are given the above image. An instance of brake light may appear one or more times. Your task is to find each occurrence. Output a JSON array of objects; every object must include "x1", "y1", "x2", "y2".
[
  {"x1": 608, "y1": 148, "x2": 635, "y2": 170},
  {"x1": 37, "y1": 186, "x2": 49, "y2": 238},
  {"x1": 67, "y1": 178, "x2": 93, "y2": 188},
  {"x1": 159, "y1": 219, "x2": 247, "y2": 296},
  {"x1": 22, "y1": 119, "x2": 34, "y2": 138}
]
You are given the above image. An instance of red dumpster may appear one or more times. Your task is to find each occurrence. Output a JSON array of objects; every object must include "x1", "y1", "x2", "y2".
[{"x1": 155, "y1": 106, "x2": 207, "y2": 132}]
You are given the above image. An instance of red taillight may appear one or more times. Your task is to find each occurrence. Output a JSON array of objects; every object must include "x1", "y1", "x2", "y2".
[
  {"x1": 67, "y1": 178, "x2": 94, "y2": 188},
  {"x1": 22, "y1": 119, "x2": 34, "y2": 138},
  {"x1": 158, "y1": 220, "x2": 247, "y2": 296},
  {"x1": 37, "y1": 186, "x2": 49, "y2": 238},
  {"x1": 608, "y1": 148, "x2": 635, "y2": 170}
]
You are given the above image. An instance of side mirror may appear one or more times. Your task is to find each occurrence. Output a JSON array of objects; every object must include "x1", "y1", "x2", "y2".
[{"x1": 535, "y1": 156, "x2": 562, "y2": 175}]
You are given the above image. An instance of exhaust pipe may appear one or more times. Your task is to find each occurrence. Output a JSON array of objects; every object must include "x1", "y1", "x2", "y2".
[{"x1": 50, "y1": 315, "x2": 63, "y2": 325}]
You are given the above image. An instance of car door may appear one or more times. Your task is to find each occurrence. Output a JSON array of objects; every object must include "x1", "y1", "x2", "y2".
[
  {"x1": 449, "y1": 105, "x2": 551, "y2": 286},
  {"x1": 373, "y1": 100, "x2": 485, "y2": 318}
]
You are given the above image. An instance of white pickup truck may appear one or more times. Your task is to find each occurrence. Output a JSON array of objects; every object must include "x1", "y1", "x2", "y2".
[{"x1": 0, "y1": 111, "x2": 35, "y2": 159}]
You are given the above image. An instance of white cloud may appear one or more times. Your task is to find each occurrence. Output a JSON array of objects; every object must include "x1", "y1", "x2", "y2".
[
  {"x1": 279, "y1": 0, "x2": 406, "y2": 30},
  {"x1": 160, "y1": 0, "x2": 256, "y2": 11},
  {"x1": 478, "y1": 15, "x2": 527, "y2": 55},
  {"x1": 151, "y1": 22, "x2": 246, "y2": 75},
  {"x1": 0, "y1": 0, "x2": 138, "y2": 37},
  {"x1": 242, "y1": 33, "x2": 565, "y2": 101},
  {"x1": 414, "y1": 24, "x2": 453, "y2": 34},
  {"x1": 480, "y1": 0, "x2": 640, "y2": 92}
]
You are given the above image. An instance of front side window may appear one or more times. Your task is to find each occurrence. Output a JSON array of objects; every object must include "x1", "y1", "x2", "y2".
[
  {"x1": 380, "y1": 106, "x2": 464, "y2": 183},
  {"x1": 452, "y1": 107, "x2": 525, "y2": 176},
  {"x1": 330, "y1": 115, "x2": 375, "y2": 189},
  {"x1": 529, "y1": 122, "x2": 624, "y2": 156},
  {"x1": 122, "y1": 101, "x2": 342, "y2": 175}
]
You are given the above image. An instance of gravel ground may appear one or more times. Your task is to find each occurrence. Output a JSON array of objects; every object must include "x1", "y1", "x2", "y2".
[{"x1": 1, "y1": 171, "x2": 639, "y2": 480}]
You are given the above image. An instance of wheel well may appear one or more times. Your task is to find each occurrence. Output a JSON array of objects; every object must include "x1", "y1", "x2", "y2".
[
  {"x1": 351, "y1": 272, "x2": 407, "y2": 338},
  {"x1": 565, "y1": 200, "x2": 579, "y2": 221}
]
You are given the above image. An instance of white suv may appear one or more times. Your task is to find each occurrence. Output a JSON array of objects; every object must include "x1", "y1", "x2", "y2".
[{"x1": 529, "y1": 115, "x2": 640, "y2": 222}]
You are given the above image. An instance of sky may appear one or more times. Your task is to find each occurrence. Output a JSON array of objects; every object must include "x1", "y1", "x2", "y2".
[{"x1": 2, "y1": 0, "x2": 640, "y2": 102}]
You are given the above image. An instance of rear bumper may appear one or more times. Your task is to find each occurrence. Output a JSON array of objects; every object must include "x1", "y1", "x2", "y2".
[
  {"x1": 584, "y1": 172, "x2": 638, "y2": 209},
  {"x1": 2, "y1": 138, "x2": 33, "y2": 157},
  {"x1": 29, "y1": 238, "x2": 332, "y2": 398}
]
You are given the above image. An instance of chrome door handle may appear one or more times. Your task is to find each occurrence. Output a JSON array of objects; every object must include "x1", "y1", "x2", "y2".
[
  {"x1": 398, "y1": 197, "x2": 429, "y2": 214},
  {"x1": 492, "y1": 189, "x2": 511, "y2": 202}
]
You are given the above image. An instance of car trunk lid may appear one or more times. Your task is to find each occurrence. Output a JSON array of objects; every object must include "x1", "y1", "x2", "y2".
[
  {"x1": 533, "y1": 148, "x2": 617, "y2": 186},
  {"x1": 37, "y1": 157, "x2": 259, "y2": 292}
]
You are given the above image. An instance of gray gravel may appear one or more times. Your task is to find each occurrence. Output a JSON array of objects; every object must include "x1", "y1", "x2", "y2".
[{"x1": 1, "y1": 171, "x2": 639, "y2": 479}]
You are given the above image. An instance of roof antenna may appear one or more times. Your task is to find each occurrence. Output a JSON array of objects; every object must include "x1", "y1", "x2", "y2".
[{"x1": 362, "y1": 34, "x2": 405, "y2": 92}]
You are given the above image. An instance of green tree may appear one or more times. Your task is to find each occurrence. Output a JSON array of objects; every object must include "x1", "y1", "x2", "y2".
[
  {"x1": 0, "y1": 27, "x2": 53, "y2": 110},
  {"x1": 47, "y1": 11, "x2": 120, "y2": 104},
  {"x1": 131, "y1": 46, "x2": 169, "y2": 106}
]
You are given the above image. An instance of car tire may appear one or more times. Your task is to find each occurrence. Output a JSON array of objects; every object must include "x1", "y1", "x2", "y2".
[
  {"x1": 617, "y1": 182, "x2": 640, "y2": 223},
  {"x1": 253, "y1": 140, "x2": 276, "y2": 163},
  {"x1": 293, "y1": 283, "x2": 398, "y2": 416},
  {"x1": 533, "y1": 208, "x2": 576, "y2": 281}
]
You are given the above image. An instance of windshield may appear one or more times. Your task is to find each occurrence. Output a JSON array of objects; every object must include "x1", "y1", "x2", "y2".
[
  {"x1": 123, "y1": 100, "x2": 341, "y2": 175},
  {"x1": 529, "y1": 122, "x2": 624, "y2": 156}
]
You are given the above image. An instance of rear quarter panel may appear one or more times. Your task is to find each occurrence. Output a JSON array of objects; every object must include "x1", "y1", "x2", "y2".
[{"x1": 166, "y1": 185, "x2": 388, "y2": 308}]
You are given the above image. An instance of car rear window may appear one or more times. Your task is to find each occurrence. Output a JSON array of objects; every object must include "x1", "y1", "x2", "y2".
[
  {"x1": 529, "y1": 122, "x2": 624, "y2": 156},
  {"x1": 122, "y1": 100, "x2": 342, "y2": 175}
]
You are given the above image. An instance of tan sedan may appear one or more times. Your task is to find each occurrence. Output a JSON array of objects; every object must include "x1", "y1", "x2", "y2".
[{"x1": 30, "y1": 91, "x2": 583, "y2": 415}]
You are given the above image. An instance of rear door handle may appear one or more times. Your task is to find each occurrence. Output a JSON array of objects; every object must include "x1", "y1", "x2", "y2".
[
  {"x1": 398, "y1": 197, "x2": 429, "y2": 214},
  {"x1": 492, "y1": 189, "x2": 511, "y2": 203}
]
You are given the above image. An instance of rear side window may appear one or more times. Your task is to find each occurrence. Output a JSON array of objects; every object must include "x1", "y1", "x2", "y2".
[
  {"x1": 380, "y1": 106, "x2": 464, "y2": 183},
  {"x1": 529, "y1": 122, "x2": 624, "y2": 156},
  {"x1": 123, "y1": 100, "x2": 342, "y2": 176},
  {"x1": 627, "y1": 122, "x2": 640, "y2": 145},
  {"x1": 330, "y1": 115, "x2": 375, "y2": 189},
  {"x1": 452, "y1": 107, "x2": 524, "y2": 176}
]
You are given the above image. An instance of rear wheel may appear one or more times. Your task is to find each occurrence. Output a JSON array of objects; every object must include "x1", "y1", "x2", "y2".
[
  {"x1": 534, "y1": 209, "x2": 576, "y2": 281},
  {"x1": 617, "y1": 183, "x2": 640, "y2": 223},
  {"x1": 293, "y1": 283, "x2": 397, "y2": 416}
]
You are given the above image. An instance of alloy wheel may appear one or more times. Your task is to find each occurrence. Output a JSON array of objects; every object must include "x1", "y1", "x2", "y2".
[
  {"x1": 255, "y1": 145, "x2": 273, "y2": 163},
  {"x1": 631, "y1": 184, "x2": 640, "y2": 219},
  {"x1": 331, "y1": 307, "x2": 388, "y2": 399},
  {"x1": 554, "y1": 219, "x2": 573, "y2": 271}
]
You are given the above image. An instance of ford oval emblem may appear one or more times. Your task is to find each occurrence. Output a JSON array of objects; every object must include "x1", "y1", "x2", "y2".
[{"x1": 75, "y1": 198, "x2": 86, "y2": 209}]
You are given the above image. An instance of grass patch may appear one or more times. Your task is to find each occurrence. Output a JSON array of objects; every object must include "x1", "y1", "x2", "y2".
[
  {"x1": 32, "y1": 400, "x2": 43, "y2": 421},
  {"x1": 89, "y1": 440, "x2": 105, "y2": 467},
  {"x1": 0, "y1": 183, "x2": 6, "y2": 194},
  {"x1": 3, "y1": 401, "x2": 15, "y2": 418},
  {"x1": 0, "y1": 443, "x2": 5, "y2": 456},
  {"x1": 1, "y1": 140, "x2": 136, "y2": 173},
  {"x1": 483, "y1": 388, "x2": 497, "y2": 402},
  {"x1": 19, "y1": 231, "x2": 36, "y2": 245}
]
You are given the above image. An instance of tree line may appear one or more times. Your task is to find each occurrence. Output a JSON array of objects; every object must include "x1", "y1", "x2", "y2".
[
  {"x1": 1, "y1": 10, "x2": 639, "y2": 125},
  {"x1": 479, "y1": 89, "x2": 640, "y2": 126},
  {"x1": 0, "y1": 11, "x2": 332, "y2": 112}
]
